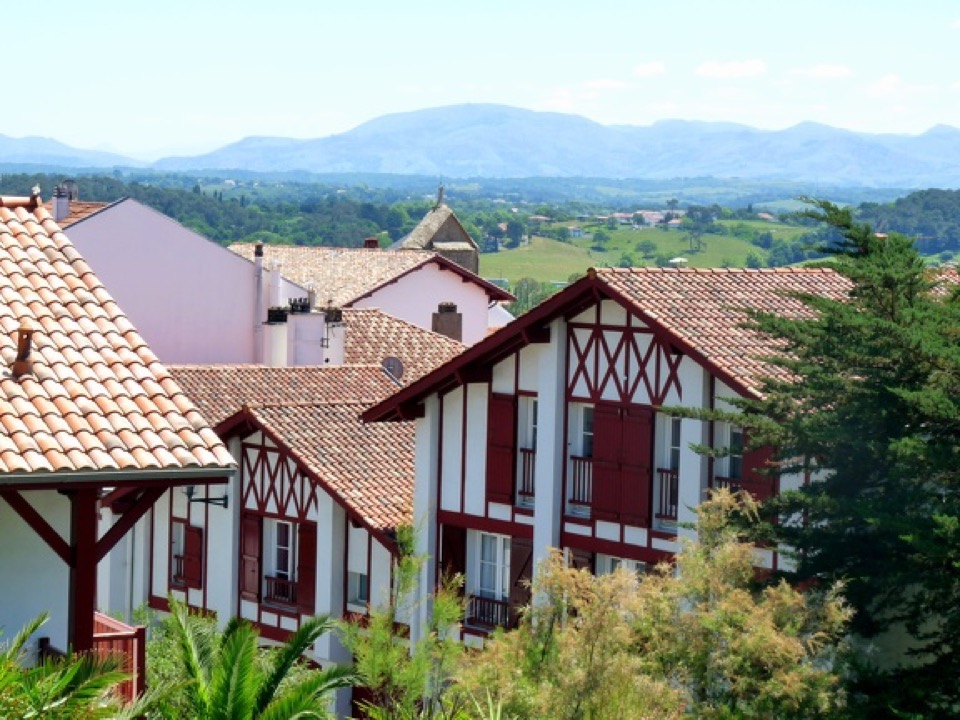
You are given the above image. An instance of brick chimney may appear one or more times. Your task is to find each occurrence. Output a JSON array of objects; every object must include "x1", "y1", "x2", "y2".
[
  {"x1": 363, "y1": 237, "x2": 380, "y2": 249},
  {"x1": 432, "y1": 302, "x2": 462, "y2": 342}
]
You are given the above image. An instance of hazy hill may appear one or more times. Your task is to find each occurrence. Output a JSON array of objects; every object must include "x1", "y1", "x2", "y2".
[
  {"x1": 152, "y1": 105, "x2": 960, "y2": 187},
  {"x1": 3, "y1": 105, "x2": 959, "y2": 187},
  {"x1": 0, "y1": 134, "x2": 142, "y2": 168}
]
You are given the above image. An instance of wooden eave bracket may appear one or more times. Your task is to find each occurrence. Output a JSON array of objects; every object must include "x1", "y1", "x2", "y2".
[
  {"x1": 521, "y1": 325, "x2": 550, "y2": 344},
  {"x1": 397, "y1": 401, "x2": 425, "y2": 420}
]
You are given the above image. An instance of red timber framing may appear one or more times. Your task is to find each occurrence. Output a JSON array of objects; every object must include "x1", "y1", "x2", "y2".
[
  {"x1": 567, "y1": 307, "x2": 684, "y2": 407},
  {"x1": 0, "y1": 484, "x2": 170, "y2": 652},
  {"x1": 238, "y1": 437, "x2": 318, "y2": 622}
]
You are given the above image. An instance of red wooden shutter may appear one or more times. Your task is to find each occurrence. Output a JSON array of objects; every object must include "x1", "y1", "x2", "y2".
[
  {"x1": 440, "y1": 524, "x2": 467, "y2": 580},
  {"x1": 486, "y1": 393, "x2": 518, "y2": 504},
  {"x1": 182, "y1": 525, "x2": 204, "y2": 590},
  {"x1": 297, "y1": 522, "x2": 317, "y2": 614},
  {"x1": 591, "y1": 403, "x2": 622, "y2": 521},
  {"x1": 621, "y1": 407, "x2": 654, "y2": 527},
  {"x1": 742, "y1": 434, "x2": 776, "y2": 502},
  {"x1": 509, "y1": 537, "x2": 534, "y2": 625},
  {"x1": 240, "y1": 513, "x2": 262, "y2": 602}
]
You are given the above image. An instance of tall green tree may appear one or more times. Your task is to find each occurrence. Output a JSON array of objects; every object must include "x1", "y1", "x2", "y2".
[{"x1": 738, "y1": 199, "x2": 960, "y2": 718}]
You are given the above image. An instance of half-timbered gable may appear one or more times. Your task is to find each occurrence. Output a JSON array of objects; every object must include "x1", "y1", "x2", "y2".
[{"x1": 365, "y1": 266, "x2": 853, "y2": 645}]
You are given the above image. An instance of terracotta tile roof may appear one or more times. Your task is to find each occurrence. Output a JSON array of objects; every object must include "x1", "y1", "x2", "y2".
[
  {"x1": 41, "y1": 201, "x2": 110, "y2": 228},
  {"x1": 251, "y1": 401, "x2": 413, "y2": 535},
  {"x1": 0, "y1": 199, "x2": 234, "y2": 480},
  {"x1": 393, "y1": 203, "x2": 478, "y2": 252},
  {"x1": 342, "y1": 308, "x2": 465, "y2": 384},
  {"x1": 595, "y1": 267, "x2": 851, "y2": 394},
  {"x1": 227, "y1": 243, "x2": 511, "y2": 305},
  {"x1": 169, "y1": 364, "x2": 400, "y2": 428},
  {"x1": 228, "y1": 244, "x2": 437, "y2": 307}
]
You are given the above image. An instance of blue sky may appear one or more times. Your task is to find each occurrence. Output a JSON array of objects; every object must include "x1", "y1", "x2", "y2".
[{"x1": 6, "y1": 0, "x2": 959, "y2": 160}]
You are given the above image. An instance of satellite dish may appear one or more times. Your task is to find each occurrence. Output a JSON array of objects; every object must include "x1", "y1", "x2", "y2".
[{"x1": 382, "y1": 356, "x2": 405, "y2": 381}]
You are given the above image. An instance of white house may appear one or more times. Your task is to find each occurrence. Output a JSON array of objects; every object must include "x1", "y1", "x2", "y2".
[
  {"x1": 0, "y1": 193, "x2": 233, "y2": 669},
  {"x1": 228, "y1": 243, "x2": 514, "y2": 346},
  {"x1": 363, "y1": 266, "x2": 852, "y2": 645}
]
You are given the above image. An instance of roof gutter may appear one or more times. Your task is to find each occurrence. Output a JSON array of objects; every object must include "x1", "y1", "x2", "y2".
[{"x1": 0, "y1": 466, "x2": 235, "y2": 490}]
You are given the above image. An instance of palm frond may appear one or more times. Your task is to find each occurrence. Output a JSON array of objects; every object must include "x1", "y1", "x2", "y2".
[
  {"x1": 257, "y1": 664, "x2": 356, "y2": 720},
  {"x1": 254, "y1": 614, "x2": 337, "y2": 713},
  {"x1": 209, "y1": 620, "x2": 258, "y2": 720}
]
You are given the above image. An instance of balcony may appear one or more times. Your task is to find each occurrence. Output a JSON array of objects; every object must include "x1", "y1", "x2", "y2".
[
  {"x1": 655, "y1": 468, "x2": 679, "y2": 531},
  {"x1": 517, "y1": 447, "x2": 536, "y2": 506},
  {"x1": 171, "y1": 554, "x2": 185, "y2": 586},
  {"x1": 466, "y1": 594, "x2": 511, "y2": 629},
  {"x1": 265, "y1": 575, "x2": 298, "y2": 606},
  {"x1": 712, "y1": 475, "x2": 739, "y2": 492},
  {"x1": 92, "y1": 612, "x2": 146, "y2": 704},
  {"x1": 568, "y1": 455, "x2": 593, "y2": 516}
]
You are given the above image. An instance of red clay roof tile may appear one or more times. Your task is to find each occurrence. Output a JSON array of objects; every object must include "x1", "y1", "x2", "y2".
[{"x1": 0, "y1": 199, "x2": 234, "y2": 481}]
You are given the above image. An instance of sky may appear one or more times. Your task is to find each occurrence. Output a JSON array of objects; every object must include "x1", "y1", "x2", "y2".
[{"x1": 5, "y1": 0, "x2": 959, "y2": 161}]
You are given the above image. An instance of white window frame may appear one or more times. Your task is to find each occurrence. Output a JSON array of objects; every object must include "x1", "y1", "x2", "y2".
[
  {"x1": 580, "y1": 404, "x2": 595, "y2": 457},
  {"x1": 477, "y1": 532, "x2": 511, "y2": 601},
  {"x1": 519, "y1": 396, "x2": 538, "y2": 451},
  {"x1": 347, "y1": 571, "x2": 369, "y2": 607},
  {"x1": 267, "y1": 518, "x2": 297, "y2": 580},
  {"x1": 596, "y1": 553, "x2": 646, "y2": 577}
]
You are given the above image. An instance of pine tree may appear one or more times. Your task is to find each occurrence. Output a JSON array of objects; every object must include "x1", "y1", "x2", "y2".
[{"x1": 739, "y1": 199, "x2": 960, "y2": 717}]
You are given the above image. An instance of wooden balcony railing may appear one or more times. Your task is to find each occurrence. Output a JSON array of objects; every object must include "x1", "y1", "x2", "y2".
[
  {"x1": 518, "y1": 448, "x2": 536, "y2": 502},
  {"x1": 568, "y1": 455, "x2": 593, "y2": 513},
  {"x1": 656, "y1": 468, "x2": 679, "y2": 523},
  {"x1": 265, "y1": 575, "x2": 297, "y2": 606},
  {"x1": 712, "y1": 475, "x2": 739, "y2": 492},
  {"x1": 466, "y1": 594, "x2": 511, "y2": 629},
  {"x1": 92, "y1": 612, "x2": 146, "y2": 704}
]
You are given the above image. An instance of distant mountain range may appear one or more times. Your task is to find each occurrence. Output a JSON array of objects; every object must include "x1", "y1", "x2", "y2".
[{"x1": 4, "y1": 104, "x2": 960, "y2": 187}]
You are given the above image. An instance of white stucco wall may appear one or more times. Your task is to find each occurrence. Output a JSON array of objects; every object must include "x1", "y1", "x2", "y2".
[
  {"x1": 66, "y1": 200, "x2": 304, "y2": 364},
  {"x1": 0, "y1": 491, "x2": 71, "y2": 659},
  {"x1": 353, "y1": 262, "x2": 493, "y2": 345}
]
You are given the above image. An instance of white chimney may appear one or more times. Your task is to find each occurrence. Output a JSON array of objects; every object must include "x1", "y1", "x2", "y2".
[
  {"x1": 53, "y1": 184, "x2": 69, "y2": 223},
  {"x1": 264, "y1": 306, "x2": 288, "y2": 367},
  {"x1": 324, "y1": 309, "x2": 346, "y2": 366}
]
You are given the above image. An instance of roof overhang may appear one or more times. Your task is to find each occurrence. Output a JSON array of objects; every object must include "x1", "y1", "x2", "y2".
[{"x1": 362, "y1": 270, "x2": 757, "y2": 423}]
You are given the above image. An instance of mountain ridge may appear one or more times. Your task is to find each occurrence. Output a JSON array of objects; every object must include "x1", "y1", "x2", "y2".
[{"x1": 2, "y1": 104, "x2": 958, "y2": 187}]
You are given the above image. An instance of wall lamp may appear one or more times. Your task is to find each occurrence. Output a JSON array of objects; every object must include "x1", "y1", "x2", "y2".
[{"x1": 184, "y1": 485, "x2": 229, "y2": 509}]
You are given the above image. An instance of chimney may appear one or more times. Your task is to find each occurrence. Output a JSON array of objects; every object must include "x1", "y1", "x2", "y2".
[
  {"x1": 53, "y1": 184, "x2": 70, "y2": 222},
  {"x1": 264, "y1": 307, "x2": 288, "y2": 367},
  {"x1": 11, "y1": 321, "x2": 34, "y2": 379},
  {"x1": 323, "y1": 308, "x2": 346, "y2": 366},
  {"x1": 432, "y1": 302, "x2": 462, "y2": 342},
  {"x1": 363, "y1": 237, "x2": 380, "y2": 249}
]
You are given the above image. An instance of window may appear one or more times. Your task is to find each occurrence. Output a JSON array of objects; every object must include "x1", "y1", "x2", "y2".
[
  {"x1": 170, "y1": 519, "x2": 202, "y2": 590},
  {"x1": 478, "y1": 533, "x2": 511, "y2": 600},
  {"x1": 348, "y1": 571, "x2": 369, "y2": 606},
  {"x1": 581, "y1": 405, "x2": 595, "y2": 457},
  {"x1": 527, "y1": 399, "x2": 538, "y2": 451},
  {"x1": 669, "y1": 416, "x2": 682, "y2": 471},
  {"x1": 596, "y1": 553, "x2": 646, "y2": 577},
  {"x1": 264, "y1": 519, "x2": 298, "y2": 606},
  {"x1": 729, "y1": 427, "x2": 744, "y2": 480}
]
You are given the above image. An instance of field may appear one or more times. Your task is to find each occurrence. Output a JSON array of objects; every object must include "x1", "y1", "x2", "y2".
[{"x1": 480, "y1": 220, "x2": 809, "y2": 284}]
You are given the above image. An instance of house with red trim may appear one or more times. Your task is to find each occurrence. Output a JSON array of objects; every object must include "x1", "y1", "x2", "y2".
[
  {"x1": 0, "y1": 193, "x2": 234, "y2": 664},
  {"x1": 363, "y1": 266, "x2": 852, "y2": 644},
  {"x1": 131, "y1": 310, "x2": 463, "y2": 716}
]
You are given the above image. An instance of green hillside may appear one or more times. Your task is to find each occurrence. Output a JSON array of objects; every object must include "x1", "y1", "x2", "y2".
[{"x1": 481, "y1": 220, "x2": 809, "y2": 285}]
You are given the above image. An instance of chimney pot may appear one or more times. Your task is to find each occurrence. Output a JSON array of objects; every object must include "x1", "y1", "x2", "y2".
[
  {"x1": 432, "y1": 302, "x2": 462, "y2": 341},
  {"x1": 255, "y1": 242, "x2": 264, "y2": 258},
  {"x1": 363, "y1": 237, "x2": 380, "y2": 249}
]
